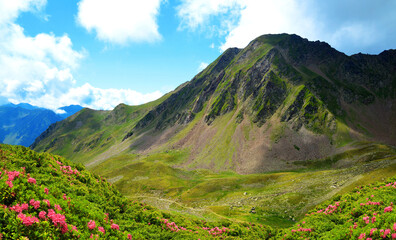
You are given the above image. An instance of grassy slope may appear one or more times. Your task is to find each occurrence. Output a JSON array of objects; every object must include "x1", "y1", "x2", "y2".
[
  {"x1": 2, "y1": 144, "x2": 396, "y2": 239},
  {"x1": 0, "y1": 144, "x2": 275, "y2": 239},
  {"x1": 32, "y1": 94, "x2": 171, "y2": 164},
  {"x1": 90, "y1": 142, "x2": 396, "y2": 228}
]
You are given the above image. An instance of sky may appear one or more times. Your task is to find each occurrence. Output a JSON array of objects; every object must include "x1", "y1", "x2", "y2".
[{"x1": 0, "y1": 0, "x2": 395, "y2": 113}]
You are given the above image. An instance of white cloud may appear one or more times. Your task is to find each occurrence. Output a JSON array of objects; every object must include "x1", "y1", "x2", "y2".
[
  {"x1": 177, "y1": 0, "x2": 240, "y2": 28},
  {"x1": 0, "y1": 0, "x2": 164, "y2": 112},
  {"x1": 198, "y1": 62, "x2": 209, "y2": 72},
  {"x1": 77, "y1": 0, "x2": 163, "y2": 44},
  {"x1": 18, "y1": 83, "x2": 163, "y2": 111},
  {"x1": 220, "y1": 0, "x2": 316, "y2": 51},
  {"x1": 0, "y1": 0, "x2": 46, "y2": 24},
  {"x1": 177, "y1": 0, "x2": 396, "y2": 54},
  {"x1": 59, "y1": 84, "x2": 163, "y2": 110}
]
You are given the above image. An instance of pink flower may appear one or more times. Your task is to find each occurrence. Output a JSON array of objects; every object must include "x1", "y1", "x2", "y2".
[
  {"x1": 29, "y1": 199, "x2": 40, "y2": 209},
  {"x1": 18, "y1": 213, "x2": 39, "y2": 226},
  {"x1": 39, "y1": 211, "x2": 46, "y2": 220},
  {"x1": 43, "y1": 199, "x2": 50, "y2": 207},
  {"x1": 98, "y1": 226, "x2": 105, "y2": 234},
  {"x1": 63, "y1": 194, "x2": 67, "y2": 200},
  {"x1": 10, "y1": 203, "x2": 28, "y2": 213},
  {"x1": 44, "y1": 188, "x2": 49, "y2": 194},
  {"x1": 7, "y1": 171, "x2": 20, "y2": 181},
  {"x1": 54, "y1": 204, "x2": 62, "y2": 211},
  {"x1": 384, "y1": 206, "x2": 393, "y2": 213},
  {"x1": 47, "y1": 209, "x2": 56, "y2": 219},
  {"x1": 128, "y1": 234, "x2": 132, "y2": 240},
  {"x1": 61, "y1": 223, "x2": 68, "y2": 234},
  {"x1": 358, "y1": 233, "x2": 365, "y2": 239},
  {"x1": 21, "y1": 203, "x2": 29, "y2": 211},
  {"x1": 27, "y1": 177, "x2": 36, "y2": 184},
  {"x1": 111, "y1": 223, "x2": 119, "y2": 230},
  {"x1": 370, "y1": 228, "x2": 377, "y2": 236},
  {"x1": 88, "y1": 220, "x2": 96, "y2": 230},
  {"x1": 6, "y1": 181, "x2": 13, "y2": 188},
  {"x1": 383, "y1": 229, "x2": 391, "y2": 238},
  {"x1": 49, "y1": 213, "x2": 66, "y2": 227},
  {"x1": 72, "y1": 225, "x2": 78, "y2": 232},
  {"x1": 392, "y1": 233, "x2": 396, "y2": 239},
  {"x1": 393, "y1": 223, "x2": 396, "y2": 231}
]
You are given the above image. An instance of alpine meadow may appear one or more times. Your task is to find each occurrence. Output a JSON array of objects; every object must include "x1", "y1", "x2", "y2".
[{"x1": 1, "y1": 1, "x2": 396, "y2": 239}]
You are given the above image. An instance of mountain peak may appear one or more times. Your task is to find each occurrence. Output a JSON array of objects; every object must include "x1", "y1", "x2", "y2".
[{"x1": 32, "y1": 34, "x2": 396, "y2": 174}]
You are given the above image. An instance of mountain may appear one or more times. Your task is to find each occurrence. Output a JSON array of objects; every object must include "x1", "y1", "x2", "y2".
[
  {"x1": 57, "y1": 105, "x2": 84, "y2": 118},
  {"x1": 0, "y1": 104, "x2": 82, "y2": 147},
  {"x1": 2, "y1": 144, "x2": 396, "y2": 239},
  {"x1": 32, "y1": 34, "x2": 396, "y2": 172},
  {"x1": 30, "y1": 33, "x2": 396, "y2": 228}
]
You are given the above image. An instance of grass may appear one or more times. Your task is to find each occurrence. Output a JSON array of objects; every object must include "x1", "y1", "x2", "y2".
[{"x1": 86, "y1": 142, "x2": 396, "y2": 228}]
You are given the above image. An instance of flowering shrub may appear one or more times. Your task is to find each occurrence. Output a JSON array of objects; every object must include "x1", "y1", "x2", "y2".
[
  {"x1": 1, "y1": 144, "x2": 396, "y2": 239},
  {"x1": 279, "y1": 179, "x2": 396, "y2": 239},
  {"x1": 2, "y1": 145, "x2": 274, "y2": 239}
]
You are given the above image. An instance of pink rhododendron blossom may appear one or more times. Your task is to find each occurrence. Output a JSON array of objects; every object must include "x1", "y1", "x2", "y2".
[
  {"x1": 128, "y1": 234, "x2": 132, "y2": 240},
  {"x1": 39, "y1": 211, "x2": 46, "y2": 220},
  {"x1": 43, "y1": 199, "x2": 50, "y2": 207},
  {"x1": 54, "y1": 204, "x2": 62, "y2": 211},
  {"x1": 88, "y1": 220, "x2": 96, "y2": 230},
  {"x1": 61, "y1": 223, "x2": 68, "y2": 234},
  {"x1": 10, "y1": 203, "x2": 28, "y2": 213},
  {"x1": 7, "y1": 171, "x2": 20, "y2": 181},
  {"x1": 21, "y1": 203, "x2": 29, "y2": 211},
  {"x1": 358, "y1": 233, "x2": 365, "y2": 239},
  {"x1": 98, "y1": 226, "x2": 105, "y2": 234},
  {"x1": 18, "y1": 213, "x2": 39, "y2": 226},
  {"x1": 27, "y1": 177, "x2": 36, "y2": 184},
  {"x1": 111, "y1": 223, "x2": 119, "y2": 230},
  {"x1": 6, "y1": 181, "x2": 13, "y2": 188},
  {"x1": 29, "y1": 199, "x2": 40, "y2": 209},
  {"x1": 44, "y1": 188, "x2": 49, "y2": 194},
  {"x1": 384, "y1": 206, "x2": 393, "y2": 213},
  {"x1": 383, "y1": 229, "x2": 391, "y2": 238}
]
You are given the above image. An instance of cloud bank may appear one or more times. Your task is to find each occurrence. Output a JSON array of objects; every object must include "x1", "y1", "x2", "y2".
[
  {"x1": 0, "y1": 0, "x2": 163, "y2": 112},
  {"x1": 177, "y1": 0, "x2": 396, "y2": 55},
  {"x1": 77, "y1": 0, "x2": 163, "y2": 45}
]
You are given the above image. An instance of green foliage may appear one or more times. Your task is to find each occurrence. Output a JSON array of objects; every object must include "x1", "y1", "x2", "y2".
[
  {"x1": 0, "y1": 144, "x2": 277, "y2": 239},
  {"x1": 277, "y1": 176, "x2": 396, "y2": 239}
]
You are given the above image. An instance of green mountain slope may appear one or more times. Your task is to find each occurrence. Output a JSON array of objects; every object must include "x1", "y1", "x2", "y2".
[
  {"x1": 33, "y1": 34, "x2": 396, "y2": 173},
  {"x1": 31, "y1": 94, "x2": 171, "y2": 164},
  {"x1": 2, "y1": 144, "x2": 396, "y2": 239}
]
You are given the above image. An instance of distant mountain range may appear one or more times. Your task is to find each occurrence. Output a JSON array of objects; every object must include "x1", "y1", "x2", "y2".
[{"x1": 0, "y1": 103, "x2": 83, "y2": 147}]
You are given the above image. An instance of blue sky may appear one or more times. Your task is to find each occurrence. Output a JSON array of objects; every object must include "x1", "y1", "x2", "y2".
[{"x1": 1, "y1": 0, "x2": 396, "y2": 112}]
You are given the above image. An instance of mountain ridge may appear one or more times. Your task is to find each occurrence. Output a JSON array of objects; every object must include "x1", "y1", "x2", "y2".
[{"x1": 32, "y1": 33, "x2": 396, "y2": 174}]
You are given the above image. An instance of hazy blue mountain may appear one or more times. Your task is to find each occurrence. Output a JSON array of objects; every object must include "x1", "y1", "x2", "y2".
[{"x1": 0, "y1": 103, "x2": 83, "y2": 147}]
